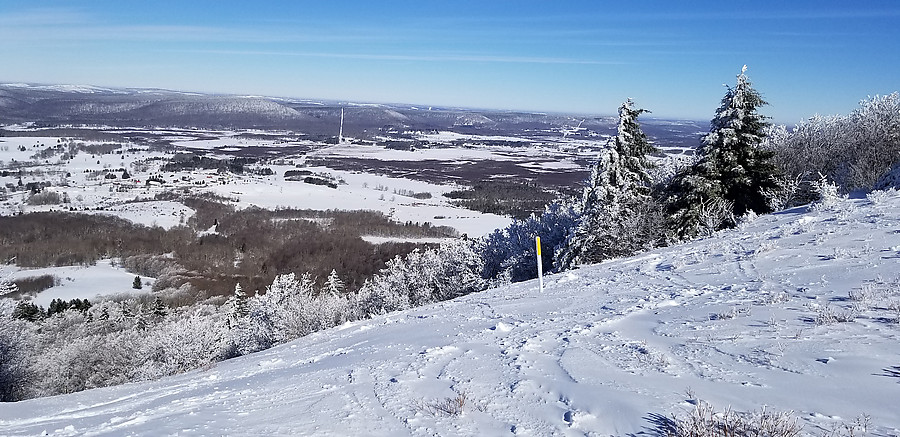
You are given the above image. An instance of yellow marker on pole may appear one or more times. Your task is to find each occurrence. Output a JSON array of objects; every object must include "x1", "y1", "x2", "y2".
[{"x1": 536, "y1": 236, "x2": 544, "y2": 292}]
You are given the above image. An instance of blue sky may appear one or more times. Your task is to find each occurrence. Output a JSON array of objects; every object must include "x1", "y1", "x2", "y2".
[{"x1": 1, "y1": 1, "x2": 898, "y2": 123}]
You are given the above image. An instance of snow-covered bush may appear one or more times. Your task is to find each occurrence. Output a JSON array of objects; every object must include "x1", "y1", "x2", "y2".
[
  {"x1": 866, "y1": 187, "x2": 899, "y2": 204},
  {"x1": 811, "y1": 173, "x2": 846, "y2": 212},
  {"x1": 2, "y1": 294, "x2": 235, "y2": 399},
  {"x1": 696, "y1": 198, "x2": 735, "y2": 238},
  {"x1": 33, "y1": 332, "x2": 140, "y2": 396},
  {"x1": 225, "y1": 273, "x2": 353, "y2": 356},
  {"x1": 0, "y1": 300, "x2": 32, "y2": 401},
  {"x1": 769, "y1": 92, "x2": 900, "y2": 192},
  {"x1": 659, "y1": 401, "x2": 803, "y2": 437},
  {"x1": 480, "y1": 201, "x2": 578, "y2": 282},
  {"x1": 137, "y1": 305, "x2": 227, "y2": 379},
  {"x1": 355, "y1": 239, "x2": 486, "y2": 316}
]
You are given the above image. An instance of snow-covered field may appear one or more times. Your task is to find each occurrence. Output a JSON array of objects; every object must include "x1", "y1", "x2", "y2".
[
  {"x1": 0, "y1": 260, "x2": 155, "y2": 308},
  {"x1": 0, "y1": 131, "x2": 513, "y2": 237},
  {"x1": 200, "y1": 164, "x2": 511, "y2": 238},
  {"x1": 3, "y1": 191, "x2": 899, "y2": 436}
]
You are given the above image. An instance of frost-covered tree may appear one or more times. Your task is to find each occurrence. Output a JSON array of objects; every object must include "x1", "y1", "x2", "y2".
[
  {"x1": 480, "y1": 201, "x2": 578, "y2": 283},
  {"x1": 0, "y1": 278, "x2": 18, "y2": 297},
  {"x1": 556, "y1": 99, "x2": 663, "y2": 269},
  {"x1": 355, "y1": 239, "x2": 486, "y2": 315},
  {"x1": 666, "y1": 66, "x2": 779, "y2": 239},
  {"x1": 767, "y1": 92, "x2": 900, "y2": 192},
  {"x1": 225, "y1": 273, "x2": 353, "y2": 357},
  {"x1": 151, "y1": 297, "x2": 167, "y2": 318},
  {"x1": 0, "y1": 300, "x2": 31, "y2": 401},
  {"x1": 136, "y1": 305, "x2": 227, "y2": 379},
  {"x1": 851, "y1": 92, "x2": 900, "y2": 188},
  {"x1": 323, "y1": 269, "x2": 345, "y2": 296},
  {"x1": 229, "y1": 283, "x2": 248, "y2": 315}
]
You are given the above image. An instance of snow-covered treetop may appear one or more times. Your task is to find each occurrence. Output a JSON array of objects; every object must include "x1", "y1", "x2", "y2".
[
  {"x1": 701, "y1": 66, "x2": 769, "y2": 156},
  {"x1": 0, "y1": 277, "x2": 18, "y2": 297}
]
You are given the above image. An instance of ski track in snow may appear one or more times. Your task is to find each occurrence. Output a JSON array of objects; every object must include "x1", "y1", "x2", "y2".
[{"x1": 3, "y1": 194, "x2": 900, "y2": 436}]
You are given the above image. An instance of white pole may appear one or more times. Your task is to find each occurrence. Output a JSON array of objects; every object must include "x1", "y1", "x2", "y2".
[
  {"x1": 536, "y1": 236, "x2": 544, "y2": 292},
  {"x1": 339, "y1": 107, "x2": 344, "y2": 144}
]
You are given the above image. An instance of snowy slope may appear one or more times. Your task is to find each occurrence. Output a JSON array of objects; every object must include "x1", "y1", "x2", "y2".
[{"x1": 2, "y1": 192, "x2": 900, "y2": 436}]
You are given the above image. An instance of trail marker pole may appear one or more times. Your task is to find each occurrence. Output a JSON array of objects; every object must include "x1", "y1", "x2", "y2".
[{"x1": 536, "y1": 236, "x2": 544, "y2": 292}]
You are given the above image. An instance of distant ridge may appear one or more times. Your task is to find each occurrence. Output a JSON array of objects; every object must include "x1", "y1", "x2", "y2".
[{"x1": 0, "y1": 82, "x2": 704, "y2": 143}]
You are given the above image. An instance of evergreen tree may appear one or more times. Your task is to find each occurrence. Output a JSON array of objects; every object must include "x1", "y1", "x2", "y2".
[
  {"x1": 323, "y1": 269, "x2": 345, "y2": 296},
  {"x1": 152, "y1": 297, "x2": 167, "y2": 318},
  {"x1": 71, "y1": 298, "x2": 92, "y2": 312},
  {"x1": 556, "y1": 99, "x2": 662, "y2": 269},
  {"x1": 666, "y1": 66, "x2": 780, "y2": 239},
  {"x1": 0, "y1": 278, "x2": 18, "y2": 297},
  {"x1": 224, "y1": 283, "x2": 249, "y2": 329},
  {"x1": 133, "y1": 305, "x2": 149, "y2": 331},
  {"x1": 132, "y1": 276, "x2": 142, "y2": 290},
  {"x1": 47, "y1": 298, "x2": 70, "y2": 317},
  {"x1": 12, "y1": 301, "x2": 44, "y2": 322}
]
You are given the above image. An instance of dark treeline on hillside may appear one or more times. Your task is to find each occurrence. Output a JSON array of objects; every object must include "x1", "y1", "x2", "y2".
[
  {"x1": 444, "y1": 179, "x2": 563, "y2": 220},
  {"x1": 0, "y1": 213, "x2": 181, "y2": 267},
  {"x1": 0, "y1": 194, "x2": 455, "y2": 302}
]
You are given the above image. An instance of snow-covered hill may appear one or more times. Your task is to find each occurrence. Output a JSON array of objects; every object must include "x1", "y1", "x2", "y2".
[{"x1": 2, "y1": 191, "x2": 900, "y2": 436}]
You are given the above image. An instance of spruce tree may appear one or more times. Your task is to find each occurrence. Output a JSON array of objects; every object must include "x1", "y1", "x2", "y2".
[
  {"x1": 666, "y1": 66, "x2": 780, "y2": 239},
  {"x1": 556, "y1": 99, "x2": 661, "y2": 269},
  {"x1": 151, "y1": 297, "x2": 167, "y2": 318},
  {"x1": 225, "y1": 283, "x2": 249, "y2": 329},
  {"x1": 12, "y1": 301, "x2": 44, "y2": 322},
  {"x1": 0, "y1": 279, "x2": 17, "y2": 297},
  {"x1": 324, "y1": 269, "x2": 345, "y2": 296}
]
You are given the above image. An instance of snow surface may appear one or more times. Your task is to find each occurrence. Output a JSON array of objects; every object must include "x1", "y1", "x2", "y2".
[
  {"x1": 3, "y1": 192, "x2": 900, "y2": 436},
  {"x1": 199, "y1": 165, "x2": 511, "y2": 238},
  {"x1": 0, "y1": 260, "x2": 155, "y2": 307},
  {"x1": 88, "y1": 201, "x2": 194, "y2": 230}
]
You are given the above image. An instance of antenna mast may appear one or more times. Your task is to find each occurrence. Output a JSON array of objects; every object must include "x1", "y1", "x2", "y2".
[{"x1": 339, "y1": 107, "x2": 344, "y2": 144}]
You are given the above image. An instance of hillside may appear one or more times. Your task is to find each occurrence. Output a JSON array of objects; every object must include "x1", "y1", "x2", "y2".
[{"x1": 2, "y1": 191, "x2": 900, "y2": 435}]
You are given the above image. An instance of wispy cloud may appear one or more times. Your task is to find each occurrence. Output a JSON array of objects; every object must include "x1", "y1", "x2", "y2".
[
  {"x1": 169, "y1": 49, "x2": 626, "y2": 66},
  {"x1": 0, "y1": 7, "x2": 386, "y2": 44}
]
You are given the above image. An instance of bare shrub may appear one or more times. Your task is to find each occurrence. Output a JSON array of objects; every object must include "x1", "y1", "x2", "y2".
[
  {"x1": 711, "y1": 305, "x2": 752, "y2": 321},
  {"x1": 821, "y1": 414, "x2": 870, "y2": 437},
  {"x1": 420, "y1": 391, "x2": 468, "y2": 417},
  {"x1": 814, "y1": 304, "x2": 858, "y2": 325},
  {"x1": 698, "y1": 198, "x2": 735, "y2": 237},
  {"x1": 122, "y1": 254, "x2": 179, "y2": 278},
  {"x1": 661, "y1": 401, "x2": 803, "y2": 437},
  {"x1": 757, "y1": 291, "x2": 791, "y2": 306}
]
